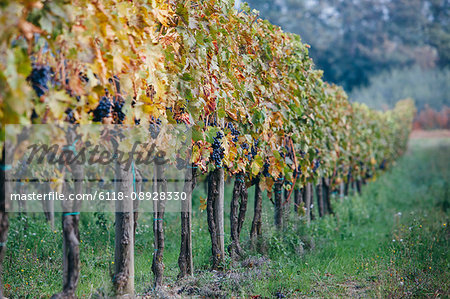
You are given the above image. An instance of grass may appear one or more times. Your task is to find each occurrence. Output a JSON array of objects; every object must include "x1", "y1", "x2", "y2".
[{"x1": 3, "y1": 137, "x2": 450, "y2": 298}]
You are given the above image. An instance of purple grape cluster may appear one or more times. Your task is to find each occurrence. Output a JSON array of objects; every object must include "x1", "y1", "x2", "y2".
[
  {"x1": 28, "y1": 65, "x2": 52, "y2": 97},
  {"x1": 227, "y1": 123, "x2": 240, "y2": 142},
  {"x1": 242, "y1": 141, "x2": 255, "y2": 161},
  {"x1": 79, "y1": 72, "x2": 89, "y2": 83},
  {"x1": 208, "y1": 117, "x2": 218, "y2": 127},
  {"x1": 113, "y1": 99, "x2": 125, "y2": 124},
  {"x1": 211, "y1": 131, "x2": 224, "y2": 167},
  {"x1": 92, "y1": 96, "x2": 111, "y2": 122},
  {"x1": 313, "y1": 159, "x2": 321, "y2": 172},
  {"x1": 251, "y1": 139, "x2": 259, "y2": 158}
]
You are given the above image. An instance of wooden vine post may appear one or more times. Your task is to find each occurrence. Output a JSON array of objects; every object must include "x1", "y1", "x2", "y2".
[
  {"x1": 179, "y1": 166, "x2": 197, "y2": 278},
  {"x1": 152, "y1": 155, "x2": 167, "y2": 288},
  {"x1": 229, "y1": 173, "x2": 248, "y2": 260},
  {"x1": 113, "y1": 161, "x2": 135, "y2": 296},
  {"x1": 274, "y1": 179, "x2": 284, "y2": 230},
  {"x1": 52, "y1": 132, "x2": 84, "y2": 299},
  {"x1": 216, "y1": 167, "x2": 225, "y2": 262},
  {"x1": 250, "y1": 177, "x2": 263, "y2": 242},
  {"x1": 316, "y1": 179, "x2": 324, "y2": 217},
  {"x1": 206, "y1": 168, "x2": 224, "y2": 269}
]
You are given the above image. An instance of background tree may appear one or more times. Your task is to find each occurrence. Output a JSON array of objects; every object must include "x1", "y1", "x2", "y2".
[{"x1": 244, "y1": 0, "x2": 450, "y2": 92}]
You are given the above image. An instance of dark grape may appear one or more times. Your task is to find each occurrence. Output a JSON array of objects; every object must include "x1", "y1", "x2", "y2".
[
  {"x1": 28, "y1": 65, "x2": 52, "y2": 97},
  {"x1": 207, "y1": 117, "x2": 218, "y2": 127},
  {"x1": 250, "y1": 139, "x2": 259, "y2": 158},
  {"x1": 211, "y1": 131, "x2": 224, "y2": 167},
  {"x1": 134, "y1": 118, "x2": 140, "y2": 125},
  {"x1": 313, "y1": 159, "x2": 320, "y2": 172},
  {"x1": 79, "y1": 72, "x2": 89, "y2": 83},
  {"x1": 31, "y1": 109, "x2": 38, "y2": 120},
  {"x1": 251, "y1": 146, "x2": 257, "y2": 157},
  {"x1": 65, "y1": 108, "x2": 76, "y2": 124},
  {"x1": 227, "y1": 122, "x2": 240, "y2": 142},
  {"x1": 92, "y1": 96, "x2": 111, "y2": 122},
  {"x1": 113, "y1": 98, "x2": 125, "y2": 124}
]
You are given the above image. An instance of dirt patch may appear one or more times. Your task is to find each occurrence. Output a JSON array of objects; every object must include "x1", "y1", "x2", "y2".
[{"x1": 140, "y1": 257, "x2": 271, "y2": 298}]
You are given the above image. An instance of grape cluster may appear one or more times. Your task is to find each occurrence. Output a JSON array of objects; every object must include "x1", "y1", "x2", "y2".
[
  {"x1": 208, "y1": 117, "x2": 218, "y2": 127},
  {"x1": 263, "y1": 162, "x2": 270, "y2": 177},
  {"x1": 28, "y1": 65, "x2": 52, "y2": 97},
  {"x1": 211, "y1": 131, "x2": 224, "y2": 167},
  {"x1": 65, "y1": 108, "x2": 76, "y2": 124},
  {"x1": 227, "y1": 123, "x2": 240, "y2": 142},
  {"x1": 92, "y1": 96, "x2": 111, "y2": 122},
  {"x1": 251, "y1": 139, "x2": 259, "y2": 158},
  {"x1": 313, "y1": 159, "x2": 321, "y2": 172},
  {"x1": 79, "y1": 72, "x2": 89, "y2": 83},
  {"x1": 241, "y1": 142, "x2": 254, "y2": 161},
  {"x1": 113, "y1": 99, "x2": 125, "y2": 124},
  {"x1": 380, "y1": 159, "x2": 386, "y2": 170},
  {"x1": 149, "y1": 118, "x2": 161, "y2": 139},
  {"x1": 31, "y1": 109, "x2": 38, "y2": 120}
]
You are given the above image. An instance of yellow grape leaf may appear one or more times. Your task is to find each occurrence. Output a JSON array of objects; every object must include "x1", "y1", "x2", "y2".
[{"x1": 251, "y1": 155, "x2": 263, "y2": 176}]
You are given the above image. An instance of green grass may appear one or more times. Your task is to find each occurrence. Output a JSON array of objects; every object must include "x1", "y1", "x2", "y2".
[{"x1": 4, "y1": 138, "x2": 450, "y2": 298}]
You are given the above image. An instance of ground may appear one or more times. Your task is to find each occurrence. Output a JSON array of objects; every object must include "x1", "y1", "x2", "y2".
[{"x1": 4, "y1": 136, "x2": 450, "y2": 298}]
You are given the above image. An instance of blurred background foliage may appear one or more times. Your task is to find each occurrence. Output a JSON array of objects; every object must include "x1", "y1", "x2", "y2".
[
  {"x1": 242, "y1": 0, "x2": 449, "y2": 125},
  {"x1": 351, "y1": 66, "x2": 450, "y2": 111}
]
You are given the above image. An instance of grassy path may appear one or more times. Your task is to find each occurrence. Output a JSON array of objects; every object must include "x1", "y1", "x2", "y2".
[
  {"x1": 171, "y1": 137, "x2": 449, "y2": 298},
  {"x1": 4, "y1": 138, "x2": 449, "y2": 298}
]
